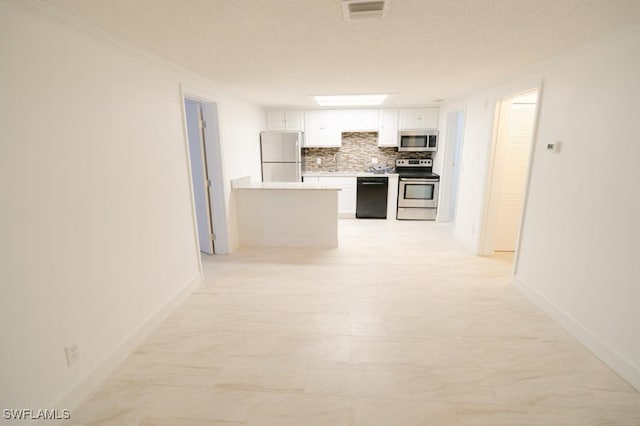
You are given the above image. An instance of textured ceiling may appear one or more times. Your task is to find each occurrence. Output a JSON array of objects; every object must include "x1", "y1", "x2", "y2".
[{"x1": 42, "y1": 0, "x2": 640, "y2": 107}]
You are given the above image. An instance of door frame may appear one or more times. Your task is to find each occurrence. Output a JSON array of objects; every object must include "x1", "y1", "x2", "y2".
[
  {"x1": 184, "y1": 98, "x2": 215, "y2": 255},
  {"x1": 437, "y1": 107, "x2": 466, "y2": 222},
  {"x1": 179, "y1": 85, "x2": 229, "y2": 275},
  {"x1": 478, "y1": 82, "x2": 542, "y2": 274}
]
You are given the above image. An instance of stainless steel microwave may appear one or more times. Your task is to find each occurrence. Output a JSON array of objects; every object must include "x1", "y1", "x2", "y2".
[{"x1": 398, "y1": 129, "x2": 438, "y2": 152}]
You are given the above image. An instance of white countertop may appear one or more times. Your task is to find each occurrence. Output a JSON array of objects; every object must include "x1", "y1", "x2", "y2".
[
  {"x1": 232, "y1": 181, "x2": 341, "y2": 191},
  {"x1": 303, "y1": 171, "x2": 399, "y2": 177}
]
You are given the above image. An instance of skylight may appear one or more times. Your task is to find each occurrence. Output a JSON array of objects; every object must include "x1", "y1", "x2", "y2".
[{"x1": 312, "y1": 94, "x2": 389, "y2": 107}]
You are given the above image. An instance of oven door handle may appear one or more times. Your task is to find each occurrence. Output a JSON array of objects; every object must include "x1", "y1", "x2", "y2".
[{"x1": 400, "y1": 178, "x2": 438, "y2": 182}]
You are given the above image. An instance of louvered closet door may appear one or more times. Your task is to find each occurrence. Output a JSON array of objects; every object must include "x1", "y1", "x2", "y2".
[{"x1": 495, "y1": 103, "x2": 535, "y2": 251}]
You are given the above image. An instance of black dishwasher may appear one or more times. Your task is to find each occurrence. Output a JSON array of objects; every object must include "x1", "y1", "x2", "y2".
[{"x1": 356, "y1": 177, "x2": 388, "y2": 219}]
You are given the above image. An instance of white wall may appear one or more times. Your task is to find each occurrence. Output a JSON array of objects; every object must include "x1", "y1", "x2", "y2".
[
  {"x1": 435, "y1": 102, "x2": 466, "y2": 222},
  {"x1": 217, "y1": 100, "x2": 264, "y2": 252},
  {"x1": 450, "y1": 93, "x2": 500, "y2": 250},
  {"x1": 514, "y1": 27, "x2": 640, "y2": 390},
  {"x1": 448, "y1": 26, "x2": 640, "y2": 389},
  {"x1": 0, "y1": 0, "x2": 263, "y2": 415}
]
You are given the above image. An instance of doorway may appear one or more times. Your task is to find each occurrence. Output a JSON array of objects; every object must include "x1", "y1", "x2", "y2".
[
  {"x1": 440, "y1": 110, "x2": 466, "y2": 222},
  {"x1": 184, "y1": 98, "x2": 215, "y2": 255},
  {"x1": 481, "y1": 89, "x2": 539, "y2": 255}
]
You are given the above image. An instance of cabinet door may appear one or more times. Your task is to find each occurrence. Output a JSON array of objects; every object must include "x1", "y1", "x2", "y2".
[
  {"x1": 338, "y1": 177, "x2": 357, "y2": 215},
  {"x1": 317, "y1": 176, "x2": 356, "y2": 215},
  {"x1": 415, "y1": 108, "x2": 438, "y2": 128},
  {"x1": 323, "y1": 110, "x2": 343, "y2": 147},
  {"x1": 398, "y1": 109, "x2": 417, "y2": 130},
  {"x1": 304, "y1": 110, "x2": 342, "y2": 147},
  {"x1": 285, "y1": 110, "x2": 304, "y2": 131},
  {"x1": 267, "y1": 110, "x2": 287, "y2": 131},
  {"x1": 399, "y1": 108, "x2": 439, "y2": 130},
  {"x1": 303, "y1": 110, "x2": 325, "y2": 147},
  {"x1": 378, "y1": 109, "x2": 398, "y2": 147}
]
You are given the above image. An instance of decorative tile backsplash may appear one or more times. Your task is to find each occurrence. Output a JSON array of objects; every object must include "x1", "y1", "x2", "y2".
[{"x1": 302, "y1": 132, "x2": 428, "y2": 172}]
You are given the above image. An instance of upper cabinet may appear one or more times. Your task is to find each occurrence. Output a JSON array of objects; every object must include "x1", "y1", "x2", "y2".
[
  {"x1": 266, "y1": 107, "x2": 438, "y2": 148},
  {"x1": 398, "y1": 108, "x2": 438, "y2": 130},
  {"x1": 266, "y1": 110, "x2": 305, "y2": 131},
  {"x1": 304, "y1": 110, "x2": 342, "y2": 147},
  {"x1": 377, "y1": 109, "x2": 398, "y2": 147},
  {"x1": 340, "y1": 109, "x2": 379, "y2": 132}
]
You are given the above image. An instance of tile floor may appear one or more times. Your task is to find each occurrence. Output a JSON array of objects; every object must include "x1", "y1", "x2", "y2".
[{"x1": 69, "y1": 220, "x2": 640, "y2": 425}]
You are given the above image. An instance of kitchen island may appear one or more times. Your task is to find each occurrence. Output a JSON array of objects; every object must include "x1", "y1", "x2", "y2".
[{"x1": 232, "y1": 177, "x2": 341, "y2": 248}]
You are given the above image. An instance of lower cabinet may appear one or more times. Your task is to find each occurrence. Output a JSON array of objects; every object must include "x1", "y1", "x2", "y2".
[{"x1": 305, "y1": 176, "x2": 357, "y2": 217}]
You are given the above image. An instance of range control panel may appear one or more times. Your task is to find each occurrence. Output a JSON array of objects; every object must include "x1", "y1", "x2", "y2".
[{"x1": 395, "y1": 159, "x2": 432, "y2": 167}]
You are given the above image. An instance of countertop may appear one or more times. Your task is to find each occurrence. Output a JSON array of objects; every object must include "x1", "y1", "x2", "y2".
[
  {"x1": 232, "y1": 181, "x2": 342, "y2": 191},
  {"x1": 303, "y1": 171, "x2": 399, "y2": 178}
]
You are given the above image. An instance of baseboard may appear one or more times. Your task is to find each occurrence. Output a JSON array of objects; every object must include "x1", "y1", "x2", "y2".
[
  {"x1": 47, "y1": 274, "x2": 202, "y2": 425},
  {"x1": 513, "y1": 275, "x2": 640, "y2": 391},
  {"x1": 240, "y1": 237, "x2": 338, "y2": 248}
]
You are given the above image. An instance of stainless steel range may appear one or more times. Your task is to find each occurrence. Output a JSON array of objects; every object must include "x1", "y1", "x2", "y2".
[{"x1": 395, "y1": 158, "x2": 440, "y2": 220}]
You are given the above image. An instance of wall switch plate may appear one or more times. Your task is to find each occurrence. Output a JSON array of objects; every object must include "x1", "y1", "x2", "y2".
[
  {"x1": 547, "y1": 141, "x2": 561, "y2": 152},
  {"x1": 316, "y1": 158, "x2": 322, "y2": 164},
  {"x1": 371, "y1": 158, "x2": 378, "y2": 164},
  {"x1": 65, "y1": 343, "x2": 80, "y2": 367}
]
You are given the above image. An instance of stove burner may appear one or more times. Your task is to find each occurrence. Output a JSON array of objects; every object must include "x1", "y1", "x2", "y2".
[
  {"x1": 397, "y1": 171, "x2": 440, "y2": 180},
  {"x1": 395, "y1": 158, "x2": 439, "y2": 180}
]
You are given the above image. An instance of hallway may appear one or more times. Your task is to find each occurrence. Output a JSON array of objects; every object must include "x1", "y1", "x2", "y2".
[{"x1": 69, "y1": 220, "x2": 640, "y2": 425}]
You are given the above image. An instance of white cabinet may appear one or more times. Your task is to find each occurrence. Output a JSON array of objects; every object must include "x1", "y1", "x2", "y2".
[
  {"x1": 304, "y1": 110, "x2": 342, "y2": 147},
  {"x1": 267, "y1": 110, "x2": 304, "y2": 131},
  {"x1": 317, "y1": 176, "x2": 357, "y2": 217},
  {"x1": 398, "y1": 108, "x2": 438, "y2": 130},
  {"x1": 340, "y1": 109, "x2": 379, "y2": 131},
  {"x1": 378, "y1": 109, "x2": 398, "y2": 147}
]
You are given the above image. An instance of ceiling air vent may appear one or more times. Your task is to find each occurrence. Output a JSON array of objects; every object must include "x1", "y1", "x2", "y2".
[{"x1": 342, "y1": 0, "x2": 388, "y2": 21}]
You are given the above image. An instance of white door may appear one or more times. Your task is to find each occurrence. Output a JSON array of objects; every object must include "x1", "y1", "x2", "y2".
[
  {"x1": 448, "y1": 111, "x2": 465, "y2": 220},
  {"x1": 185, "y1": 99, "x2": 214, "y2": 254},
  {"x1": 494, "y1": 93, "x2": 537, "y2": 251}
]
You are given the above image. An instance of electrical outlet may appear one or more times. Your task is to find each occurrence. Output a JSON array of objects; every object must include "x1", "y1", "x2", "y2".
[
  {"x1": 65, "y1": 343, "x2": 80, "y2": 367},
  {"x1": 371, "y1": 158, "x2": 378, "y2": 164},
  {"x1": 316, "y1": 158, "x2": 322, "y2": 165}
]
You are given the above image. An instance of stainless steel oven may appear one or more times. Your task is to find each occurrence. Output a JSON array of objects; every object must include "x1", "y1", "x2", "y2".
[
  {"x1": 395, "y1": 158, "x2": 440, "y2": 220},
  {"x1": 398, "y1": 178, "x2": 439, "y2": 208}
]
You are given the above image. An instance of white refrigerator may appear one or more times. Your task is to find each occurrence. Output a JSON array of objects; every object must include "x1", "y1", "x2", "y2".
[{"x1": 260, "y1": 131, "x2": 303, "y2": 182}]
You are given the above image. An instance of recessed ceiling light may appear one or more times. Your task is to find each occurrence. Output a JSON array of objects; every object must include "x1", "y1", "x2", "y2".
[
  {"x1": 342, "y1": 0, "x2": 389, "y2": 21},
  {"x1": 312, "y1": 94, "x2": 389, "y2": 106}
]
